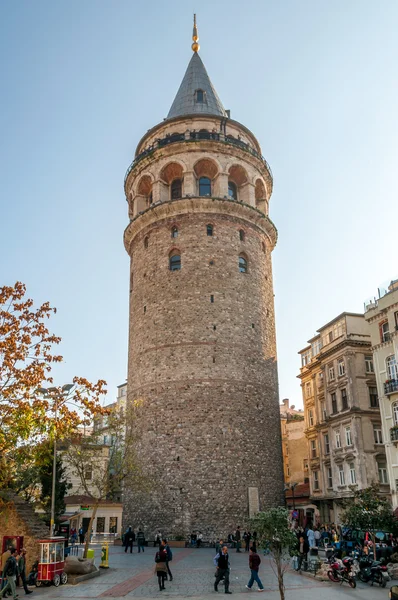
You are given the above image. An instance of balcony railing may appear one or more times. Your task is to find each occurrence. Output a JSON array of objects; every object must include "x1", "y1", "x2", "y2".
[
  {"x1": 391, "y1": 427, "x2": 398, "y2": 442},
  {"x1": 385, "y1": 380, "x2": 398, "y2": 395},
  {"x1": 124, "y1": 130, "x2": 273, "y2": 183}
]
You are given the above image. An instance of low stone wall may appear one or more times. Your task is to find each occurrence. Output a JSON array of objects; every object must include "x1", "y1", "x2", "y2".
[{"x1": 0, "y1": 491, "x2": 48, "y2": 572}]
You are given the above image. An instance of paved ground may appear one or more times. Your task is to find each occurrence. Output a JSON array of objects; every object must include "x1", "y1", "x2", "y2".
[{"x1": 25, "y1": 546, "x2": 395, "y2": 600}]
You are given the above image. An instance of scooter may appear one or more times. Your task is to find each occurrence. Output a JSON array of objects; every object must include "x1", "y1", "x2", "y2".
[
  {"x1": 327, "y1": 555, "x2": 357, "y2": 588},
  {"x1": 357, "y1": 556, "x2": 389, "y2": 588}
]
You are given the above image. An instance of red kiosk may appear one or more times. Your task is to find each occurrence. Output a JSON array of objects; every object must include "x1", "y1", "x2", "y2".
[{"x1": 36, "y1": 537, "x2": 68, "y2": 587}]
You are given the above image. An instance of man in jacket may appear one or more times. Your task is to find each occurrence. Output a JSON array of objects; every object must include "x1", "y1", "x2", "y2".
[
  {"x1": 0, "y1": 548, "x2": 18, "y2": 599},
  {"x1": 137, "y1": 529, "x2": 145, "y2": 553},
  {"x1": 0, "y1": 549, "x2": 11, "y2": 596},
  {"x1": 296, "y1": 536, "x2": 309, "y2": 571},
  {"x1": 214, "y1": 546, "x2": 232, "y2": 594},
  {"x1": 162, "y1": 540, "x2": 173, "y2": 582},
  {"x1": 235, "y1": 527, "x2": 241, "y2": 553},
  {"x1": 124, "y1": 527, "x2": 135, "y2": 553},
  {"x1": 245, "y1": 546, "x2": 265, "y2": 591},
  {"x1": 18, "y1": 549, "x2": 32, "y2": 595}
]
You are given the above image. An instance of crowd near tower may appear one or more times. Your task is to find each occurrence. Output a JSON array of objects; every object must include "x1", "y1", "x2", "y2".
[{"x1": 123, "y1": 17, "x2": 284, "y2": 537}]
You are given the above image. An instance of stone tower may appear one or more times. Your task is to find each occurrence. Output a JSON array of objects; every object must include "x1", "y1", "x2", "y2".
[{"x1": 123, "y1": 20, "x2": 284, "y2": 538}]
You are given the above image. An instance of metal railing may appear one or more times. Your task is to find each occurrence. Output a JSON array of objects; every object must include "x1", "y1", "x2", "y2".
[
  {"x1": 385, "y1": 380, "x2": 398, "y2": 395},
  {"x1": 390, "y1": 427, "x2": 398, "y2": 442},
  {"x1": 124, "y1": 130, "x2": 273, "y2": 183}
]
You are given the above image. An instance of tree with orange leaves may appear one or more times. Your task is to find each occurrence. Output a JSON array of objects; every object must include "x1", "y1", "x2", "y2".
[{"x1": 0, "y1": 282, "x2": 107, "y2": 489}]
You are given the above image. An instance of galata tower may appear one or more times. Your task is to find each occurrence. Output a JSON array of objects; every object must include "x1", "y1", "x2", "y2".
[{"x1": 123, "y1": 18, "x2": 284, "y2": 537}]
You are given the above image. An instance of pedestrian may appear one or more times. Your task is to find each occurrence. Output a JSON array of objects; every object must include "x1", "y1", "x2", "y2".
[
  {"x1": 154, "y1": 545, "x2": 168, "y2": 591},
  {"x1": 124, "y1": 526, "x2": 135, "y2": 554},
  {"x1": 235, "y1": 526, "x2": 242, "y2": 553},
  {"x1": 314, "y1": 528, "x2": 321, "y2": 548},
  {"x1": 245, "y1": 546, "x2": 265, "y2": 592},
  {"x1": 137, "y1": 529, "x2": 145, "y2": 553},
  {"x1": 214, "y1": 545, "x2": 232, "y2": 594},
  {"x1": 307, "y1": 526, "x2": 315, "y2": 549},
  {"x1": 215, "y1": 539, "x2": 223, "y2": 555},
  {"x1": 78, "y1": 527, "x2": 84, "y2": 544},
  {"x1": 252, "y1": 532, "x2": 257, "y2": 553},
  {"x1": 162, "y1": 540, "x2": 173, "y2": 581},
  {"x1": 244, "y1": 531, "x2": 251, "y2": 553},
  {"x1": 0, "y1": 548, "x2": 18, "y2": 600},
  {"x1": 155, "y1": 531, "x2": 162, "y2": 548},
  {"x1": 296, "y1": 536, "x2": 309, "y2": 571},
  {"x1": 0, "y1": 548, "x2": 11, "y2": 596},
  {"x1": 18, "y1": 549, "x2": 32, "y2": 595},
  {"x1": 197, "y1": 532, "x2": 203, "y2": 549}
]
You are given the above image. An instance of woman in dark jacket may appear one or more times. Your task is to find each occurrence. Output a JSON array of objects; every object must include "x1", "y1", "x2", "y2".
[{"x1": 154, "y1": 547, "x2": 168, "y2": 591}]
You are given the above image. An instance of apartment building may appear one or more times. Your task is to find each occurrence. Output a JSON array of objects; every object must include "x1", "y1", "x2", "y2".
[
  {"x1": 298, "y1": 312, "x2": 387, "y2": 524},
  {"x1": 280, "y1": 399, "x2": 318, "y2": 525},
  {"x1": 365, "y1": 278, "x2": 398, "y2": 508}
]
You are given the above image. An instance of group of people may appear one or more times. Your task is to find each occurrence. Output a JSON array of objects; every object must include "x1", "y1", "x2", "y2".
[
  {"x1": 0, "y1": 547, "x2": 32, "y2": 599},
  {"x1": 189, "y1": 532, "x2": 203, "y2": 548},
  {"x1": 69, "y1": 527, "x2": 85, "y2": 545},
  {"x1": 153, "y1": 539, "x2": 173, "y2": 591},
  {"x1": 226, "y1": 528, "x2": 258, "y2": 553},
  {"x1": 123, "y1": 527, "x2": 146, "y2": 553},
  {"x1": 213, "y1": 543, "x2": 265, "y2": 593}
]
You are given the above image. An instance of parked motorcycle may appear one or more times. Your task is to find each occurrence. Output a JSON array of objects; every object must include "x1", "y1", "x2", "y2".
[
  {"x1": 327, "y1": 555, "x2": 357, "y2": 588},
  {"x1": 357, "y1": 556, "x2": 389, "y2": 588}
]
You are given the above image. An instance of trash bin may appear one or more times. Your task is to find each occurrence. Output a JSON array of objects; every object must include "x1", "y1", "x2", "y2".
[{"x1": 87, "y1": 549, "x2": 95, "y2": 559}]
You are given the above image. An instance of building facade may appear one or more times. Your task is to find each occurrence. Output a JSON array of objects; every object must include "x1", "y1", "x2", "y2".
[
  {"x1": 122, "y1": 22, "x2": 284, "y2": 537},
  {"x1": 365, "y1": 279, "x2": 398, "y2": 508},
  {"x1": 280, "y1": 399, "x2": 319, "y2": 525},
  {"x1": 298, "y1": 313, "x2": 387, "y2": 524}
]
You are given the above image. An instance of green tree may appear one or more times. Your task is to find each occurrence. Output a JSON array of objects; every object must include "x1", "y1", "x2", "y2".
[
  {"x1": 37, "y1": 444, "x2": 72, "y2": 524},
  {"x1": 341, "y1": 484, "x2": 398, "y2": 557},
  {"x1": 251, "y1": 507, "x2": 297, "y2": 600}
]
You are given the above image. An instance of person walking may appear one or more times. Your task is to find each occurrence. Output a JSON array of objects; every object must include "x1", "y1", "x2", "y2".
[
  {"x1": 197, "y1": 532, "x2": 203, "y2": 549},
  {"x1": 296, "y1": 536, "x2": 309, "y2": 571},
  {"x1": 154, "y1": 545, "x2": 168, "y2": 591},
  {"x1": 155, "y1": 531, "x2": 162, "y2": 548},
  {"x1": 214, "y1": 545, "x2": 232, "y2": 594},
  {"x1": 162, "y1": 540, "x2": 173, "y2": 581},
  {"x1": 124, "y1": 526, "x2": 135, "y2": 553},
  {"x1": 18, "y1": 549, "x2": 32, "y2": 595},
  {"x1": 307, "y1": 526, "x2": 315, "y2": 549},
  {"x1": 0, "y1": 548, "x2": 11, "y2": 596},
  {"x1": 251, "y1": 532, "x2": 257, "y2": 553},
  {"x1": 245, "y1": 546, "x2": 265, "y2": 592},
  {"x1": 0, "y1": 548, "x2": 18, "y2": 600},
  {"x1": 137, "y1": 529, "x2": 145, "y2": 553},
  {"x1": 314, "y1": 528, "x2": 321, "y2": 548},
  {"x1": 235, "y1": 527, "x2": 242, "y2": 553},
  {"x1": 215, "y1": 539, "x2": 224, "y2": 555},
  {"x1": 78, "y1": 527, "x2": 84, "y2": 545}
]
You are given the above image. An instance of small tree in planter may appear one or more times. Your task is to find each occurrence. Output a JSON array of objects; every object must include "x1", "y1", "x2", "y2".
[{"x1": 251, "y1": 507, "x2": 297, "y2": 600}]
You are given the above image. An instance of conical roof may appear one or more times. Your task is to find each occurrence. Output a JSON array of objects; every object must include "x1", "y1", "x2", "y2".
[{"x1": 167, "y1": 52, "x2": 227, "y2": 120}]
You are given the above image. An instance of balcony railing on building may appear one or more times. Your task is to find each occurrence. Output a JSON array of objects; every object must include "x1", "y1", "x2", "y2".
[
  {"x1": 390, "y1": 427, "x2": 398, "y2": 443},
  {"x1": 385, "y1": 380, "x2": 398, "y2": 396}
]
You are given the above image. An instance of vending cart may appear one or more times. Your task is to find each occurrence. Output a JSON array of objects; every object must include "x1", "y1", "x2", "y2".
[{"x1": 36, "y1": 537, "x2": 68, "y2": 587}]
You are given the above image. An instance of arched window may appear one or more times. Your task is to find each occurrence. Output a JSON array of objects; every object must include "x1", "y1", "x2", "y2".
[
  {"x1": 239, "y1": 229, "x2": 245, "y2": 242},
  {"x1": 171, "y1": 179, "x2": 182, "y2": 200},
  {"x1": 171, "y1": 226, "x2": 178, "y2": 238},
  {"x1": 387, "y1": 355, "x2": 398, "y2": 380},
  {"x1": 199, "y1": 177, "x2": 211, "y2": 197},
  {"x1": 144, "y1": 236, "x2": 149, "y2": 249},
  {"x1": 393, "y1": 402, "x2": 398, "y2": 425},
  {"x1": 169, "y1": 252, "x2": 181, "y2": 271},
  {"x1": 195, "y1": 89, "x2": 204, "y2": 103},
  {"x1": 207, "y1": 224, "x2": 213, "y2": 236},
  {"x1": 228, "y1": 181, "x2": 237, "y2": 200},
  {"x1": 239, "y1": 255, "x2": 248, "y2": 273}
]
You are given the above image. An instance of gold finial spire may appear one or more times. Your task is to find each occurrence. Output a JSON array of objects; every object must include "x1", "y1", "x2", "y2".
[{"x1": 192, "y1": 14, "x2": 200, "y2": 53}]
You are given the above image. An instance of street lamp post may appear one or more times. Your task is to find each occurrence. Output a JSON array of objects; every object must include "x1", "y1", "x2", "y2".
[{"x1": 38, "y1": 384, "x2": 74, "y2": 536}]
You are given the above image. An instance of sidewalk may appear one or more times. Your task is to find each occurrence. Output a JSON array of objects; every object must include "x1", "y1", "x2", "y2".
[{"x1": 26, "y1": 546, "x2": 393, "y2": 599}]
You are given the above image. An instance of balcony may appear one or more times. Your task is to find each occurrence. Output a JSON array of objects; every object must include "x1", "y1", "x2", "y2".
[
  {"x1": 385, "y1": 380, "x2": 398, "y2": 396},
  {"x1": 390, "y1": 427, "x2": 398, "y2": 443},
  {"x1": 125, "y1": 130, "x2": 273, "y2": 183}
]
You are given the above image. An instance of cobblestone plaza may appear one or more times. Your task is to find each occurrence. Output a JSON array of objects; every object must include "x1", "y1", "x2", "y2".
[{"x1": 28, "y1": 546, "x2": 394, "y2": 600}]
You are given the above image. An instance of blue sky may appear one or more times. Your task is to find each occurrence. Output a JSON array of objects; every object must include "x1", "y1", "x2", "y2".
[{"x1": 1, "y1": 0, "x2": 397, "y2": 407}]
